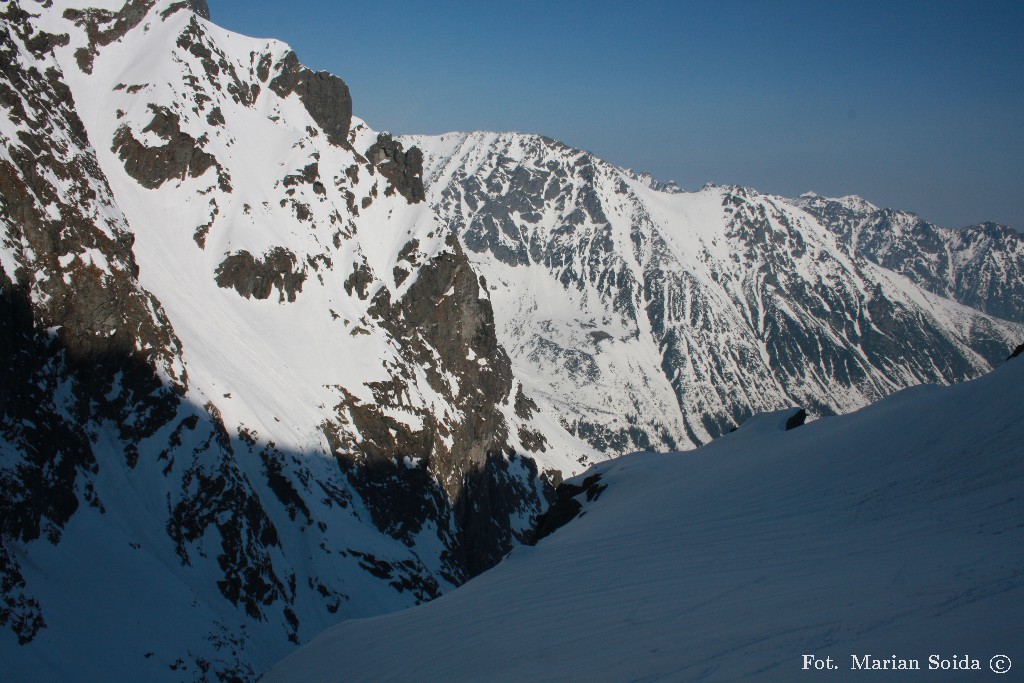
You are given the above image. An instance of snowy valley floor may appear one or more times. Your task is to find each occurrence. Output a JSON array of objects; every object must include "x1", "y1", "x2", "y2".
[{"x1": 264, "y1": 357, "x2": 1024, "y2": 682}]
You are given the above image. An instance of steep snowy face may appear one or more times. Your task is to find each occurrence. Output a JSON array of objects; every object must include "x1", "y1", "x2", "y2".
[
  {"x1": 263, "y1": 356, "x2": 1024, "y2": 683},
  {"x1": 793, "y1": 193, "x2": 1024, "y2": 323},
  {"x1": 1, "y1": 0, "x2": 188, "y2": 651},
  {"x1": 406, "y1": 132, "x2": 1023, "y2": 458},
  {"x1": 1, "y1": 2, "x2": 569, "y2": 680},
  {"x1": 3, "y1": 1, "x2": 1021, "y2": 680},
  {"x1": 43, "y1": 0, "x2": 567, "y2": 553}
]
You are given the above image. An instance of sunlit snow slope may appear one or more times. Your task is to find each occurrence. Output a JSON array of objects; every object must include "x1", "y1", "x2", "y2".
[
  {"x1": 793, "y1": 192, "x2": 1024, "y2": 324},
  {"x1": 266, "y1": 355, "x2": 1024, "y2": 683},
  {"x1": 406, "y1": 131, "x2": 1023, "y2": 464},
  {"x1": 1, "y1": 2, "x2": 572, "y2": 680}
]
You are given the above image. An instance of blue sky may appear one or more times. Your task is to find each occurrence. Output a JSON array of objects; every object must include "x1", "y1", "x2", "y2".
[{"x1": 211, "y1": 1, "x2": 1024, "y2": 229}]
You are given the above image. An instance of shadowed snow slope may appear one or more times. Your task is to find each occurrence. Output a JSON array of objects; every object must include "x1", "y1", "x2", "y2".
[{"x1": 264, "y1": 356, "x2": 1024, "y2": 682}]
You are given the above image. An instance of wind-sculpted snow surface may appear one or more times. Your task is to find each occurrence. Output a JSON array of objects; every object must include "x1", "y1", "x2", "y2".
[
  {"x1": 265, "y1": 356, "x2": 1024, "y2": 683},
  {"x1": 406, "y1": 131, "x2": 1023, "y2": 459}
]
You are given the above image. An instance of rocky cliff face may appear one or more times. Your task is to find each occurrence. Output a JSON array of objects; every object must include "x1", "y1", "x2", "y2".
[
  {"x1": 1, "y1": 3, "x2": 186, "y2": 645},
  {"x1": 404, "y1": 132, "x2": 1023, "y2": 458},
  {"x1": 793, "y1": 193, "x2": 1024, "y2": 324},
  {"x1": 365, "y1": 132, "x2": 426, "y2": 203},
  {"x1": 1, "y1": 2, "x2": 559, "y2": 680},
  {"x1": 2, "y1": 1, "x2": 1021, "y2": 681}
]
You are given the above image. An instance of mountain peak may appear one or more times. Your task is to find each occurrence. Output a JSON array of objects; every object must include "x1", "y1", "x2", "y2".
[
  {"x1": 836, "y1": 193, "x2": 879, "y2": 212},
  {"x1": 3, "y1": 3, "x2": 1023, "y2": 681},
  {"x1": 187, "y1": 0, "x2": 210, "y2": 20},
  {"x1": 794, "y1": 191, "x2": 879, "y2": 215}
]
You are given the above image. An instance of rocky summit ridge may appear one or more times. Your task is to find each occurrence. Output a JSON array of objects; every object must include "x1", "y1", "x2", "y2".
[
  {"x1": 403, "y1": 130, "x2": 1022, "y2": 457},
  {"x1": 2, "y1": 2, "x2": 559, "y2": 679},
  {"x1": 1, "y1": 1, "x2": 1021, "y2": 681}
]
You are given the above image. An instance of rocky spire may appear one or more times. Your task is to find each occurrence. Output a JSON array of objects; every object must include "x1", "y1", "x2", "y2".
[{"x1": 188, "y1": 0, "x2": 210, "y2": 20}]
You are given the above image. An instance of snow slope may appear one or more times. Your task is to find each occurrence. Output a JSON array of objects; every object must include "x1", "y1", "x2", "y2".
[
  {"x1": 406, "y1": 131, "x2": 1023, "y2": 461},
  {"x1": 265, "y1": 356, "x2": 1024, "y2": 682},
  {"x1": 2, "y1": 2, "x2": 570, "y2": 679},
  {"x1": 793, "y1": 192, "x2": 1024, "y2": 324}
]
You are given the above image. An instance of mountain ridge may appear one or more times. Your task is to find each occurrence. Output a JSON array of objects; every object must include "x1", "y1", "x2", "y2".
[
  {"x1": 403, "y1": 128, "x2": 1021, "y2": 459},
  {"x1": 3, "y1": 2, "x2": 563, "y2": 678},
  {"x1": 792, "y1": 191, "x2": 1024, "y2": 323},
  {"x1": 264, "y1": 352, "x2": 1024, "y2": 683},
  {"x1": 1, "y1": 1, "x2": 1021, "y2": 681}
]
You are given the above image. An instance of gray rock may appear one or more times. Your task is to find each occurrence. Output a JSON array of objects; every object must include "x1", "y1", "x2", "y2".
[
  {"x1": 187, "y1": 0, "x2": 210, "y2": 20},
  {"x1": 111, "y1": 104, "x2": 226, "y2": 190},
  {"x1": 214, "y1": 248, "x2": 307, "y2": 302},
  {"x1": 531, "y1": 473, "x2": 606, "y2": 543},
  {"x1": 269, "y1": 51, "x2": 352, "y2": 147},
  {"x1": 785, "y1": 408, "x2": 807, "y2": 430},
  {"x1": 366, "y1": 133, "x2": 425, "y2": 203},
  {"x1": 63, "y1": 0, "x2": 158, "y2": 74}
]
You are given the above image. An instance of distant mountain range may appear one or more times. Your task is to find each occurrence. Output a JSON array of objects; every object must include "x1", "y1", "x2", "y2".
[
  {"x1": 1, "y1": 1, "x2": 1020, "y2": 680},
  {"x1": 403, "y1": 130, "x2": 1022, "y2": 457},
  {"x1": 793, "y1": 192, "x2": 1024, "y2": 323}
]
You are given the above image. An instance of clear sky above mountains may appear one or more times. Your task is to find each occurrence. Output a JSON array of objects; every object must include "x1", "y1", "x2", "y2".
[{"x1": 212, "y1": 0, "x2": 1023, "y2": 231}]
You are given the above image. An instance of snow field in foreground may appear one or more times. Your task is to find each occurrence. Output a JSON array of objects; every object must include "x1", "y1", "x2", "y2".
[{"x1": 265, "y1": 358, "x2": 1024, "y2": 682}]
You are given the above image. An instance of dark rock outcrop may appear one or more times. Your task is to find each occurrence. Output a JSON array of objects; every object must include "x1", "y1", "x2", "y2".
[
  {"x1": 187, "y1": 0, "x2": 211, "y2": 20},
  {"x1": 531, "y1": 473, "x2": 606, "y2": 543},
  {"x1": 322, "y1": 236, "x2": 554, "y2": 579},
  {"x1": 167, "y1": 434, "x2": 289, "y2": 622},
  {"x1": 365, "y1": 236, "x2": 516, "y2": 499},
  {"x1": 455, "y1": 451, "x2": 551, "y2": 577},
  {"x1": 785, "y1": 408, "x2": 807, "y2": 430},
  {"x1": 1009, "y1": 343, "x2": 1024, "y2": 361},
  {"x1": 366, "y1": 133, "x2": 426, "y2": 203},
  {"x1": 214, "y1": 248, "x2": 307, "y2": 303},
  {"x1": 174, "y1": 15, "x2": 258, "y2": 108},
  {"x1": 112, "y1": 104, "x2": 228, "y2": 190},
  {"x1": 62, "y1": 0, "x2": 161, "y2": 73},
  {"x1": 343, "y1": 259, "x2": 374, "y2": 299},
  {"x1": 269, "y1": 51, "x2": 352, "y2": 147}
]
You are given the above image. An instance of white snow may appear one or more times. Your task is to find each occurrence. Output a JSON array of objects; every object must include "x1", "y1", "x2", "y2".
[
  {"x1": 265, "y1": 358, "x2": 1024, "y2": 682},
  {"x1": 4, "y1": 3, "x2": 1022, "y2": 681},
  {"x1": 30, "y1": 0, "x2": 466, "y2": 458},
  {"x1": 407, "y1": 130, "x2": 1023, "y2": 472}
]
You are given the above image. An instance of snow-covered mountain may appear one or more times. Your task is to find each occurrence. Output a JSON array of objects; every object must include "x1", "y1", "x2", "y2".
[
  {"x1": 793, "y1": 192, "x2": 1024, "y2": 324},
  {"x1": 1, "y1": 1, "x2": 1021, "y2": 681},
  {"x1": 264, "y1": 353, "x2": 1024, "y2": 683},
  {"x1": 2, "y1": 2, "x2": 566, "y2": 680},
  {"x1": 403, "y1": 130, "x2": 1022, "y2": 456}
]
